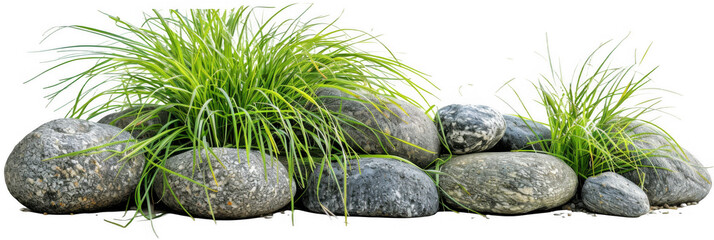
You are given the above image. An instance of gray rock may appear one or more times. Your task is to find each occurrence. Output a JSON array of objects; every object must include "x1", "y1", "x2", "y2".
[
  {"x1": 153, "y1": 148, "x2": 294, "y2": 219},
  {"x1": 621, "y1": 123, "x2": 711, "y2": 205},
  {"x1": 4, "y1": 118, "x2": 144, "y2": 214},
  {"x1": 439, "y1": 152, "x2": 577, "y2": 214},
  {"x1": 436, "y1": 104, "x2": 506, "y2": 154},
  {"x1": 301, "y1": 157, "x2": 439, "y2": 217},
  {"x1": 582, "y1": 172, "x2": 650, "y2": 217},
  {"x1": 98, "y1": 105, "x2": 169, "y2": 140},
  {"x1": 316, "y1": 88, "x2": 440, "y2": 168},
  {"x1": 489, "y1": 115, "x2": 551, "y2": 151}
]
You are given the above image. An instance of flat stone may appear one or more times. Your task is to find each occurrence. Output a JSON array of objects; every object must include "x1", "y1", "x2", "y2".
[
  {"x1": 301, "y1": 157, "x2": 439, "y2": 217},
  {"x1": 153, "y1": 148, "x2": 294, "y2": 219},
  {"x1": 316, "y1": 88, "x2": 440, "y2": 168},
  {"x1": 98, "y1": 105, "x2": 169, "y2": 140},
  {"x1": 489, "y1": 115, "x2": 551, "y2": 151},
  {"x1": 4, "y1": 118, "x2": 144, "y2": 214},
  {"x1": 439, "y1": 152, "x2": 577, "y2": 214},
  {"x1": 582, "y1": 172, "x2": 650, "y2": 217},
  {"x1": 620, "y1": 123, "x2": 711, "y2": 205},
  {"x1": 436, "y1": 104, "x2": 506, "y2": 154}
]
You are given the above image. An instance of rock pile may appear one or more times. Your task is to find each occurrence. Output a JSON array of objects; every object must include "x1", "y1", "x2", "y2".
[{"x1": 4, "y1": 101, "x2": 710, "y2": 219}]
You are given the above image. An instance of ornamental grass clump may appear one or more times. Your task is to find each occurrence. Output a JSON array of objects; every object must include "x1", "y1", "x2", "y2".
[
  {"x1": 29, "y1": 6, "x2": 435, "y2": 222},
  {"x1": 502, "y1": 36, "x2": 686, "y2": 182}
]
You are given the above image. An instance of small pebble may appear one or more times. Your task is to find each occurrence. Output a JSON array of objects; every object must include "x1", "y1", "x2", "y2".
[
  {"x1": 662, "y1": 211, "x2": 669, "y2": 214},
  {"x1": 680, "y1": 203, "x2": 687, "y2": 208}
]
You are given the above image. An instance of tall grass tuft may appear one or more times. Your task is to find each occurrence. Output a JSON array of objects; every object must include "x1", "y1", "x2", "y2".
[
  {"x1": 501, "y1": 35, "x2": 683, "y2": 183},
  {"x1": 29, "y1": 6, "x2": 436, "y2": 224}
]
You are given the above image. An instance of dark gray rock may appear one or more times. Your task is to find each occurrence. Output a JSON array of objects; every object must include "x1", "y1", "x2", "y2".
[
  {"x1": 489, "y1": 115, "x2": 551, "y2": 151},
  {"x1": 582, "y1": 172, "x2": 650, "y2": 217},
  {"x1": 316, "y1": 88, "x2": 440, "y2": 168},
  {"x1": 301, "y1": 157, "x2": 439, "y2": 217},
  {"x1": 98, "y1": 105, "x2": 169, "y2": 140},
  {"x1": 439, "y1": 152, "x2": 577, "y2": 214},
  {"x1": 4, "y1": 118, "x2": 144, "y2": 214},
  {"x1": 436, "y1": 104, "x2": 506, "y2": 154},
  {"x1": 153, "y1": 148, "x2": 294, "y2": 219},
  {"x1": 621, "y1": 123, "x2": 711, "y2": 205}
]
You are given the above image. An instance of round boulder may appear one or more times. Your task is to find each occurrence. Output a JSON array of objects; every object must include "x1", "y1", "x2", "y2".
[
  {"x1": 153, "y1": 148, "x2": 294, "y2": 219},
  {"x1": 4, "y1": 118, "x2": 144, "y2": 214},
  {"x1": 489, "y1": 115, "x2": 551, "y2": 152},
  {"x1": 439, "y1": 152, "x2": 577, "y2": 214},
  {"x1": 301, "y1": 157, "x2": 439, "y2": 217},
  {"x1": 316, "y1": 88, "x2": 441, "y2": 168},
  {"x1": 582, "y1": 172, "x2": 650, "y2": 217},
  {"x1": 620, "y1": 123, "x2": 711, "y2": 205},
  {"x1": 436, "y1": 104, "x2": 506, "y2": 154}
]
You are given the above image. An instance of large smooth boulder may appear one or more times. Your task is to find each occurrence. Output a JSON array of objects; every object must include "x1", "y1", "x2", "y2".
[
  {"x1": 98, "y1": 105, "x2": 169, "y2": 140},
  {"x1": 621, "y1": 123, "x2": 711, "y2": 205},
  {"x1": 316, "y1": 88, "x2": 440, "y2": 168},
  {"x1": 436, "y1": 104, "x2": 506, "y2": 154},
  {"x1": 301, "y1": 157, "x2": 439, "y2": 217},
  {"x1": 489, "y1": 115, "x2": 551, "y2": 151},
  {"x1": 153, "y1": 148, "x2": 294, "y2": 219},
  {"x1": 5, "y1": 118, "x2": 144, "y2": 214},
  {"x1": 439, "y1": 152, "x2": 577, "y2": 214},
  {"x1": 582, "y1": 172, "x2": 650, "y2": 217}
]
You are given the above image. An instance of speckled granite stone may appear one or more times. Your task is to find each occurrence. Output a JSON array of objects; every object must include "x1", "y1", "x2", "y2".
[
  {"x1": 153, "y1": 148, "x2": 294, "y2": 219},
  {"x1": 439, "y1": 152, "x2": 577, "y2": 214},
  {"x1": 301, "y1": 157, "x2": 439, "y2": 217},
  {"x1": 98, "y1": 105, "x2": 169, "y2": 140},
  {"x1": 582, "y1": 172, "x2": 650, "y2": 217},
  {"x1": 489, "y1": 115, "x2": 551, "y2": 151},
  {"x1": 620, "y1": 123, "x2": 711, "y2": 205},
  {"x1": 4, "y1": 118, "x2": 144, "y2": 214},
  {"x1": 436, "y1": 104, "x2": 506, "y2": 154},
  {"x1": 316, "y1": 88, "x2": 440, "y2": 168}
]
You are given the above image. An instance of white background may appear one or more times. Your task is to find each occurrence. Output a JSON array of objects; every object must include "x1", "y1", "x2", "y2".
[{"x1": 1, "y1": 0, "x2": 712, "y2": 239}]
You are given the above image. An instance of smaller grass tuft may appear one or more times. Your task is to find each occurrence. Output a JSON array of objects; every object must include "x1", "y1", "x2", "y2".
[{"x1": 500, "y1": 34, "x2": 686, "y2": 183}]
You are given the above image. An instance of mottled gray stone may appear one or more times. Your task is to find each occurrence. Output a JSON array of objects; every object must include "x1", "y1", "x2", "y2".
[
  {"x1": 439, "y1": 152, "x2": 577, "y2": 214},
  {"x1": 4, "y1": 118, "x2": 144, "y2": 214},
  {"x1": 436, "y1": 104, "x2": 506, "y2": 154},
  {"x1": 316, "y1": 88, "x2": 440, "y2": 168},
  {"x1": 620, "y1": 123, "x2": 711, "y2": 205},
  {"x1": 489, "y1": 115, "x2": 551, "y2": 151},
  {"x1": 153, "y1": 148, "x2": 294, "y2": 219},
  {"x1": 582, "y1": 172, "x2": 650, "y2": 217},
  {"x1": 98, "y1": 105, "x2": 169, "y2": 140},
  {"x1": 302, "y1": 157, "x2": 439, "y2": 217}
]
